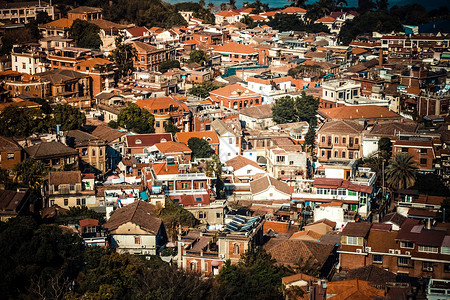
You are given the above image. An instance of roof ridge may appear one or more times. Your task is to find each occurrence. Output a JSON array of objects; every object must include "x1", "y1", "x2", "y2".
[{"x1": 130, "y1": 200, "x2": 140, "y2": 223}]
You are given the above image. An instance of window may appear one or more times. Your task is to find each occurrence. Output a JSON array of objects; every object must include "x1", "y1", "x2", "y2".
[
  {"x1": 349, "y1": 137, "x2": 354, "y2": 145},
  {"x1": 321, "y1": 136, "x2": 325, "y2": 143},
  {"x1": 229, "y1": 138, "x2": 233, "y2": 144},
  {"x1": 348, "y1": 190, "x2": 357, "y2": 196},
  {"x1": 247, "y1": 169, "x2": 252, "y2": 174},
  {"x1": 400, "y1": 241, "x2": 414, "y2": 249},
  {"x1": 334, "y1": 151, "x2": 338, "y2": 158},
  {"x1": 420, "y1": 158, "x2": 427, "y2": 165},
  {"x1": 418, "y1": 245, "x2": 438, "y2": 253},
  {"x1": 199, "y1": 211, "x2": 205, "y2": 218},
  {"x1": 342, "y1": 137, "x2": 346, "y2": 144},
  {"x1": 82, "y1": 148, "x2": 88, "y2": 156},
  {"x1": 182, "y1": 183, "x2": 189, "y2": 189},
  {"x1": 22, "y1": 62, "x2": 26, "y2": 69},
  {"x1": 355, "y1": 138, "x2": 359, "y2": 144},
  {"x1": 92, "y1": 149, "x2": 96, "y2": 156},
  {"x1": 420, "y1": 148, "x2": 427, "y2": 154},
  {"x1": 442, "y1": 247, "x2": 450, "y2": 255},
  {"x1": 64, "y1": 199, "x2": 68, "y2": 206},
  {"x1": 7, "y1": 153, "x2": 14, "y2": 159},
  {"x1": 346, "y1": 236, "x2": 359, "y2": 245},
  {"x1": 342, "y1": 151, "x2": 346, "y2": 158},
  {"x1": 216, "y1": 212, "x2": 222, "y2": 218},
  {"x1": 353, "y1": 89, "x2": 358, "y2": 96},
  {"x1": 190, "y1": 261, "x2": 197, "y2": 272},
  {"x1": 373, "y1": 255, "x2": 383, "y2": 263},
  {"x1": 50, "y1": 200, "x2": 55, "y2": 206},
  {"x1": 423, "y1": 261, "x2": 433, "y2": 272},
  {"x1": 335, "y1": 137, "x2": 339, "y2": 143},
  {"x1": 196, "y1": 197, "x2": 202, "y2": 202},
  {"x1": 445, "y1": 264, "x2": 450, "y2": 273},
  {"x1": 135, "y1": 236, "x2": 141, "y2": 244},
  {"x1": 398, "y1": 257, "x2": 410, "y2": 266},
  {"x1": 276, "y1": 156, "x2": 285, "y2": 163},
  {"x1": 349, "y1": 151, "x2": 353, "y2": 159},
  {"x1": 338, "y1": 188, "x2": 346, "y2": 195},
  {"x1": 233, "y1": 243, "x2": 240, "y2": 254},
  {"x1": 70, "y1": 185, "x2": 75, "y2": 191},
  {"x1": 99, "y1": 149, "x2": 103, "y2": 156},
  {"x1": 321, "y1": 150, "x2": 325, "y2": 157},
  {"x1": 173, "y1": 198, "x2": 179, "y2": 203},
  {"x1": 76, "y1": 198, "x2": 86, "y2": 205},
  {"x1": 402, "y1": 147, "x2": 408, "y2": 153}
]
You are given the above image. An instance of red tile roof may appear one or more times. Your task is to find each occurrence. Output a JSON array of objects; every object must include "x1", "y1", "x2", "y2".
[
  {"x1": 152, "y1": 162, "x2": 179, "y2": 175},
  {"x1": 169, "y1": 194, "x2": 210, "y2": 206},
  {"x1": 213, "y1": 42, "x2": 257, "y2": 55},
  {"x1": 210, "y1": 83, "x2": 261, "y2": 99},
  {"x1": 281, "y1": 7, "x2": 307, "y2": 13},
  {"x1": 126, "y1": 133, "x2": 173, "y2": 148},
  {"x1": 326, "y1": 279, "x2": 384, "y2": 300},
  {"x1": 320, "y1": 105, "x2": 401, "y2": 120},
  {"x1": 126, "y1": 26, "x2": 150, "y2": 37},
  {"x1": 225, "y1": 155, "x2": 264, "y2": 172},
  {"x1": 154, "y1": 141, "x2": 191, "y2": 154},
  {"x1": 316, "y1": 16, "x2": 335, "y2": 23},
  {"x1": 176, "y1": 131, "x2": 219, "y2": 145}
]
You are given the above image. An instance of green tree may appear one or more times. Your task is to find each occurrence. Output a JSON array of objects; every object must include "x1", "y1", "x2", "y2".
[
  {"x1": 109, "y1": 35, "x2": 137, "y2": 78},
  {"x1": 158, "y1": 199, "x2": 198, "y2": 241},
  {"x1": 13, "y1": 158, "x2": 48, "y2": 188},
  {"x1": 187, "y1": 50, "x2": 209, "y2": 65},
  {"x1": 304, "y1": 124, "x2": 316, "y2": 153},
  {"x1": 358, "y1": 0, "x2": 376, "y2": 14},
  {"x1": 385, "y1": 153, "x2": 418, "y2": 190},
  {"x1": 272, "y1": 96, "x2": 296, "y2": 124},
  {"x1": 69, "y1": 19, "x2": 102, "y2": 49},
  {"x1": 189, "y1": 82, "x2": 224, "y2": 98},
  {"x1": 36, "y1": 11, "x2": 51, "y2": 24},
  {"x1": 108, "y1": 120, "x2": 119, "y2": 129},
  {"x1": 159, "y1": 59, "x2": 181, "y2": 73},
  {"x1": 378, "y1": 137, "x2": 392, "y2": 160},
  {"x1": 117, "y1": 103, "x2": 155, "y2": 134},
  {"x1": 188, "y1": 137, "x2": 214, "y2": 159},
  {"x1": 164, "y1": 119, "x2": 180, "y2": 136},
  {"x1": 412, "y1": 173, "x2": 450, "y2": 197},
  {"x1": 52, "y1": 104, "x2": 86, "y2": 130},
  {"x1": 0, "y1": 106, "x2": 49, "y2": 137},
  {"x1": 272, "y1": 93, "x2": 319, "y2": 125},
  {"x1": 206, "y1": 154, "x2": 225, "y2": 199},
  {"x1": 215, "y1": 247, "x2": 288, "y2": 299},
  {"x1": 56, "y1": 206, "x2": 106, "y2": 225}
]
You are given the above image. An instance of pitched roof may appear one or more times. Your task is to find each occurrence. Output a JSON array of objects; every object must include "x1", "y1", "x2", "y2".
[
  {"x1": 152, "y1": 162, "x2": 179, "y2": 176},
  {"x1": 104, "y1": 200, "x2": 162, "y2": 234},
  {"x1": 89, "y1": 19, "x2": 128, "y2": 30},
  {"x1": 250, "y1": 174, "x2": 291, "y2": 195},
  {"x1": 341, "y1": 222, "x2": 372, "y2": 237},
  {"x1": 65, "y1": 129, "x2": 104, "y2": 147},
  {"x1": 225, "y1": 155, "x2": 264, "y2": 172},
  {"x1": 318, "y1": 120, "x2": 364, "y2": 134},
  {"x1": 44, "y1": 18, "x2": 73, "y2": 28},
  {"x1": 0, "y1": 189, "x2": 29, "y2": 212},
  {"x1": 282, "y1": 273, "x2": 316, "y2": 285},
  {"x1": 326, "y1": 279, "x2": 384, "y2": 299},
  {"x1": 265, "y1": 239, "x2": 334, "y2": 269},
  {"x1": 239, "y1": 104, "x2": 273, "y2": 119},
  {"x1": 382, "y1": 212, "x2": 406, "y2": 227},
  {"x1": 0, "y1": 100, "x2": 41, "y2": 112},
  {"x1": 49, "y1": 171, "x2": 82, "y2": 185},
  {"x1": 76, "y1": 57, "x2": 112, "y2": 68},
  {"x1": 88, "y1": 125, "x2": 126, "y2": 143},
  {"x1": 320, "y1": 105, "x2": 401, "y2": 120},
  {"x1": 79, "y1": 218, "x2": 98, "y2": 227},
  {"x1": 369, "y1": 121, "x2": 417, "y2": 136},
  {"x1": 135, "y1": 97, "x2": 187, "y2": 114},
  {"x1": 0, "y1": 136, "x2": 21, "y2": 152},
  {"x1": 126, "y1": 133, "x2": 173, "y2": 148},
  {"x1": 281, "y1": 7, "x2": 307, "y2": 13},
  {"x1": 216, "y1": 10, "x2": 240, "y2": 17},
  {"x1": 367, "y1": 228, "x2": 398, "y2": 252},
  {"x1": 36, "y1": 69, "x2": 89, "y2": 84},
  {"x1": 175, "y1": 131, "x2": 219, "y2": 145},
  {"x1": 125, "y1": 26, "x2": 150, "y2": 37},
  {"x1": 68, "y1": 6, "x2": 102, "y2": 14},
  {"x1": 213, "y1": 42, "x2": 257, "y2": 54},
  {"x1": 316, "y1": 16, "x2": 336, "y2": 23},
  {"x1": 344, "y1": 265, "x2": 397, "y2": 288},
  {"x1": 210, "y1": 83, "x2": 261, "y2": 99},
  {"x1": 25, "y1": 141, "x2": 78, "y2": 159},
  {"x1": 290, "y1": 230, "x2": 323, "y2": 240},
  {"x1": 132, "y1": 41, "x2": 158, "y2": 53},
  {"x1": 154, "y1": 141, "x2": 191, "y2": 154}
]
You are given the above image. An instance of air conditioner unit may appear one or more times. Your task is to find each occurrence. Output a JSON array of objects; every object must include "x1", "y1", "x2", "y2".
[
  {"x1": 389, "y1": 249, "x2": 395, "y2": 254},
  {"x1": 356, "y1": 249, "x2": 362, "y2": 253},
  {"x1": 365, "y1": 247, "x2": 371, "y2": 252},
  {"x1": 395, "y1": 250, "x2": 401, "y2": 255},
  {"x1": 405, "y1": 251, "x2": 411, "y2": 256}
]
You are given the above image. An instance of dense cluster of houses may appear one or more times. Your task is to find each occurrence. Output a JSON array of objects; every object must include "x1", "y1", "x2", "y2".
[{"x1": 0, "y1": 2, "x2": 450, "y2": 299}]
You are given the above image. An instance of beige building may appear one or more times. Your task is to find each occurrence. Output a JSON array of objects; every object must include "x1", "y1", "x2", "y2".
[
  {"x1": 65, "y1": 130, "x2": 107, "y2": 174},
  {"x1": 46, "y1": 171, "x2": 96, "y2": 208}
]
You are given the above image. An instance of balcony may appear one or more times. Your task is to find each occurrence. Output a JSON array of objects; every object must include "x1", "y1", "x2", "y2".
[
  {"x1": 319, "y1": 142, "x2": 333, "y2": 149},
  {"x1": 348, "y1": 144, "x2": 360, "y2": 150}
]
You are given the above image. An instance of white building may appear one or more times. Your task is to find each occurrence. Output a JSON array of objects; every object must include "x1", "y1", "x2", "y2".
[
  {"x1": 211, "y1": 119, "x2": 241, "y2": 163},
  {"x1": 246, "y1": 76, "x2": 295, "y2": 104},
  {"x1": 313, "y1": 202, "x2": 345, "y2": 229},
  {"x1": 0, "y1": 1, "x2": 55, "y2": 24},
  {"x1": 225, "y1": 155, "x2": 266, "y2": 177},
  {"x1": 250, "y1": 174, "x2": 291, "y2": 202},
  {"x1": 11, "y1": 44, "x2": 47, "y2": 74},
  {"x1": 266, "y1": 145, "x2": 309, "y2": 180}
]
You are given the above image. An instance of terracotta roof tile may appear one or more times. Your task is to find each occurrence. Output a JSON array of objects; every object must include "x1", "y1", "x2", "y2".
[
  {"x1": 281, "y1": 7, "x2": 307, "y2": 13},
  {"x1": 44, "y1": 18, "x2": 73, "y2": 28},
  {"x1": 320, "y1": 105, "x2": 401, "y2": 120},
  {"x1": 104, "y1": 200, "x2": 162, "y2": 234},
  {"x1": 226, "y1": 155, "x2": 264, "y2": 172},
  {"x1": 341, "y1": 222, "x2": 371, "y2": 237},
  {"x1": 49, "y1": 171, "x2": 82, "y2": 185},
  {"x1": 176, "y1": 131, "x2": 219, "y2": 145},
  {"x1": 316, "y1": 16, "x2": 335, "y2": 23},
  {"x1": 213, "y1": 42, "x2": 257, "y2": 54},
  {"x1": 126, "y1": 134, "x2": 173, "y2": 148},
  {"x1": 326, "y1": 279, "x2": 384, "y2": 299},
  {"x1": 250, "y1": 174, "x2": 291, "y2": 195},
  {"x1": 154, "y1": 141, "x2": 191, "y2": 154},
  {"x1": 210, "y1": 83, "x2": 261, "y2": 99}
]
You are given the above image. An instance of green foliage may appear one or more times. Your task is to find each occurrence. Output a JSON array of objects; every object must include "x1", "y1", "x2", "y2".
[
  {"x1": 390, "y1": 4, "x2": 429, "y2": 25},
  {"x1": 338, "y1": 11, "x2": 403, "y2": 45},
  {"x1": 206, "y1": 154, "x2": 225, "y2": 199},
  {"x1": 117, "y1": 103, "x2": 155, "y2": 134},
  {"x1": 109, "y1": 35, "x2": 137, "y2": 78},
  {"x1": 103, "y1": 0, "x2": 187, "y2": 28},
  {"x1": 268, "y1": 14, "x2": 329, "y2": 33},
  {"x1": 69, "y1": 19, "x2": 102, "y2": 49},
  {"x1": 159, "y1": 59, "x2": 181, "y2": 73},
  {"x1": 272, "y1": 93, "x2": 319, "y2": 125},
  {"x1": 215, "y1": 247, "x2": 288, "y2": 300},
  {"x1": 52, "y1": 104, "x2": 86, "y2": 130},
  {"x1": 304, "y1": 123, "x2": 317, "y2": 153},
  {"x1": 158, "y1": 199, "x2": 198, "y2": 241},
  {"x1": 358, "y1": 0, "x2": 376, "y2": 14},
  {"x1": 36, "y1": 11, "x2": 52, "y2": 24},
  {"x1": 246, "y1": 0, "x2": 269, "y2": 14},
  {"x1": 189, "y1": 82, "x2": 224, "y2": 98},
  {"x1": 412, "y1": 173, "x2": 450, "y2": 197},
  {"x1": 108, "y1": 120, "x2": 119, "y2": 129},
  {"x1": 378, "y1": 137, "x2": 392, "y2": 160},
  {"x1": 164, "y1": 119, "x2": 180, "y2": 136},
  {"x1": 13, "y1": 158, "x2": 49, "y2": 188},
  {"x1": 385, "y1": 153, "x2": 418, "y2": 190},
  {"x1": 187, "y1": 50, "x2": 209, "y2": 65},
  {"x1": 188, "y1": 137, "x2": 214, "y2": 159},
  {"x1": 56, "y1": 206, "x2": 106, "y2": 225},
  {"x1": 0, "y1": 217, "x2": 83, "y2": 299},
  {"x1": 288, "y1": 64, "x2": 322, "y2": 78},
  {"x1": 305, "y1": 0, "x2": 336, "y2": 21},
  {"x1": 174, "y1": 2, "x2": 215, "y2": 24},
  {"x1": 0, "y1": 106, "x2": 50, "y2": 137}
]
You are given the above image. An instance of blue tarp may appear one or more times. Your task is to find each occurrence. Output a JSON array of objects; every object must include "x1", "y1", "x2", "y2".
[{"x1": 140, "y1": 191, "x2": 148, "y2": 201}]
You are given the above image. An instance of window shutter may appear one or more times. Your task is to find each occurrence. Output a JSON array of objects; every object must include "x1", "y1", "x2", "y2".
[{"x1": 342, "y1": 236, "x2": 347, "y2": 244}]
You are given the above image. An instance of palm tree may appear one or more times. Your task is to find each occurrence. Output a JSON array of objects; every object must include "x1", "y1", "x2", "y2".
[{"x1": 385, "y1": 153, "x2": 418, "y2": 190}]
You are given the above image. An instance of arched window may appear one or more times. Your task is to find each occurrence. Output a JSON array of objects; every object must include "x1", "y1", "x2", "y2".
[
  {"x1": 135, "y1": 139, "x2": 142, "y2": 144},
  {"x1": 233, "y1": 243, "x2": 240, "y2": 255},
  {"x1": 190, "y1": 261, "x2": 197, "y2": 272},
  {"x1": 25, "y1": 86, "x2": 30, "y2": 91}
]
